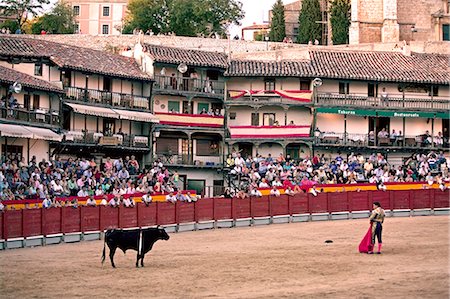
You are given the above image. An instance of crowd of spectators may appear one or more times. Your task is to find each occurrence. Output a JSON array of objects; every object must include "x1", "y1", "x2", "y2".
[
  {"x1": 0, "y1": 155, "x2": 185, "y2": 206},
  {"x1": 225, "y1": 150, "x2": 449, "y2": 196}
]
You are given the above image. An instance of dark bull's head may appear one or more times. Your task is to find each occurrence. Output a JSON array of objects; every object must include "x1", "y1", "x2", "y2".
[{"x1": 158, "y1": 228, "x2": 170, "y2": 240}]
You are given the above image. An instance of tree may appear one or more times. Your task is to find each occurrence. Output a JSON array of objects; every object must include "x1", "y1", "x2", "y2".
[
  {"x1": 31, "y1": 2, "x2": 76, "y2": 34},
  {"x1": 1, "y1": 0, "x2": 50, "y2": 30},
  {"x1": 297, "y1": 0, "x2": 322, "y2": 44},
  {"x1": 329, "y1": 0, "x2": 350, "y2": 45},
  {"x1": 123, "y1": 0, "x2": 244, "y2": 37},
  {"x1": 269, "y1": 0, "x2": 286, "y2": 42}
]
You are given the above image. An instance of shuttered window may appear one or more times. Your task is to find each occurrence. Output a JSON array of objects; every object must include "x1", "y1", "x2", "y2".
[
  {"x1": 196, "y1": 139, "x2": 219, "y2": 156},
  {"x1": 156, "y1": 138, "x2": 178, "y2": 154}
]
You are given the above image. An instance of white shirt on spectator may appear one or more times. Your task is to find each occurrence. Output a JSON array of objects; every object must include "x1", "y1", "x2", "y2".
[
  {"x1": 142, "y1": 194, "x2": 152, "y2": 204},
  {"x1": 270, "y1": 188, "x2": 280, "y2": 197},
  {"x1": 250, "y1": 189, "x2": 262, "y2": 197}
]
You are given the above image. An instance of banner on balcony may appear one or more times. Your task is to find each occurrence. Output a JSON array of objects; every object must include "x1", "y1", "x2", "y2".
[
  {"x1": 273, "y1": 90, "x2": 312, "y2": 102},
  {"x1": 229, "y1": 90, "x2": 262, "y2": 99}
]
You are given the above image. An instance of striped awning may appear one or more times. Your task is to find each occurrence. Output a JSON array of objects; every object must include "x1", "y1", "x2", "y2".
[{"x1": 0, "y1": 123, "x2": 62, "y2": 141}]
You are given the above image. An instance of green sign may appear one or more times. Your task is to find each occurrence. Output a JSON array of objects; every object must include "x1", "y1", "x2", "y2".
[{"x1": 316, "y1": 107, "x2": 449, "y2": 119}]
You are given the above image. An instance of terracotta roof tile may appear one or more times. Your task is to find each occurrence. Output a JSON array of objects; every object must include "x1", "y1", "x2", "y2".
[
  {"x1": 0, "y1": 65, "x2": 64, "y2": 93},
  {"x1": 143, "y1": 44, "x2": 228, "y2": 69},
  {"x1": 225, "y1": 60, "x2": 312, "y2": 77},
  {"x1": 0, "y1": 36, "x2": 151, "y2": 81}
]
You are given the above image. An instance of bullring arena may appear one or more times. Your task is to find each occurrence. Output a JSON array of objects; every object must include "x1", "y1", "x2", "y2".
[
  {"x1": 0, "y1": 216, "x2": 448, "y2": 298},
  {"x1": 0, "y1": 188, "x2": 449, "y2": 298}
]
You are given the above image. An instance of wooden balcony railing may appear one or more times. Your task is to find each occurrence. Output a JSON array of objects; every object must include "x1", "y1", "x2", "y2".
[
  {"x1": 316, "y1": 93, "x2": 450, "y2": 111},
  {"x1": 0, "y1": 106, "x2": 60, "y2": 126},
  {"x1": 65, "y1": 87, "x2": 150, "y2": 110},
  {"x1": 154, "y1": 75, "x2": 224, "y2": 95},
  {"x1": 62, "y1": 131, "x2": 149, "y2": 148}
]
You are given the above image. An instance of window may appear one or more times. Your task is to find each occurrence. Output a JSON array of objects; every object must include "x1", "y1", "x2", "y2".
[
  {"x1": 73, "y1": 5, "x2": 80, "y2": 15},
  {"x1": 263, "y1": 113, "x2": 276, "y2": 126},
  {"x1": 197, "y1": 103, "x2": 209, "y2": 114},
  {"x1": 430, "y1": 86, "x2": 439, "y2": 97},
  {"x1": 368, "y1": 83, "x2": 377, "y2": 97},
  {"x1": 103, "y1": 77, "x2": 112, "y2": 92},
  {"x1": 196, "y1": 139, "x2": 220, "y2": 156},
  {"x1": 2, "y1": 145, "x2": 23, "y2": 161},
  {"x1": 102, "y1": 6, "x2": 110, "y2": 16},
  {"x1": 102, "y1": 24, "x2": 109, "y2": 35},
  {"x1": 251, "y1": 113, "x2": 259, "y2": 126},
  {"x1": 339, "y1": 82, "x2": 349, "y2": 94},
  {"x1": 443, "y1": 24, "x2": 450, "y2": 41},
  {"x1": 34, "y1": 63, "x2": 42, "y2": 76},
  {"x1": 75, "y1": 23, "x2": 80, "y2": 34},
  {"x1": 229, "y1": 112, "x2": 236, "y2": 120},
  {"x1": 168, "y1": 101, "x2": 180, "y2": 113},
  {"x1": 300, "y1": 79, "x2": 311, "y2": 90},
  {"x1": 264, "y1": 78, "x2": 275, "y2": 92},
  {"x1": 24, "y1": 94, "x2": 31, "y2": 110},
  {"x1": 103, "y1": 118, "x2": 115, "y2": 136},
  {"x1": 156, "y1": 138, "x2": 179, "y2": 154},
  {"x1": 32, "y1": 94, "x2": 40, "y2": 109}
]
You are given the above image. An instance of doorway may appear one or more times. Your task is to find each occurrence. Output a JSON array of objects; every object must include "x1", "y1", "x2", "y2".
[
  {"x1": 369, "y1": 117, "x2": 390, "y2": 135},
  {"x1": 238, "y1": 143, "x2": 253, "y2": 158}
]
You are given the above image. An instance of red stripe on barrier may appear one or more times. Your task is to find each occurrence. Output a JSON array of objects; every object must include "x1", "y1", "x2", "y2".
[
  {"x1": 177, "y1": 202, "x2": 195, "y2": 224},
  {"x1": 214, "y1": 198, "x2": 232, "y2": 220},
  {"x1": 22, "y1": 209, "x2": 42, "y2": 238},
  {"x1": 157, "y1": 202, "x2": 176, "y2": 225},
  {"x1": 42, "y1": 208, "x2": 62, "y2": 236},
  {"x1": 271, "y1": 195, "x2": 289, "y2": 216},
  {"x1": 63, "y1": 207, "x2": 81, "y2": 233},
  {"x1": 137, "y1": 203, "x2": 157, "y2": 227},
  {"x1": 195, "y1": 198, "x2": 214, "y2": 222},
  {"x1": 434, "y1": 189, "x2": 450, "y2": 208},
  {"x1": 329, "y1": 192, "x2": 349, "y2": 213},
  {"x1": 289, "y1": 193, "x2": 308, "y2": 214},
  {"x1": 100, "y1": 206, "x2": 119, "y2": 230}
]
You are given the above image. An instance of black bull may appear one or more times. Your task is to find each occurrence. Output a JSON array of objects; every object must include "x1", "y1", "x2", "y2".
[{"x1": 101, "y1": 228, "x2": 170, "y2": 268}]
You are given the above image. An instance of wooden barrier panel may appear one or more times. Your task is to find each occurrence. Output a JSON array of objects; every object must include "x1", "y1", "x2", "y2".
[
  {"x1": 411, "y1": 189, "x2": 431, "y2": 210},
  {"x1": 328, "y1": 193, "x2": 349, "y2": 212},
  {"x1": 309, "y1": 193, "x2": 328, "y2": 213},
  {"x1": 62, "y1": 207, "x2": 81, "y2": 233},
  {"x1": 392, "y1": 190, "x2": 411, "y2": 210},
  {"x1": 0, "y1": 212, "x2": 3, "y2": 239},
  {"x1": 137, "y1": 203, "x2": 157, "y2": 227},
  {"x1": 22, "y1": 209, "x2": 42, "y2": 237},
  {"x1": 349, "y1": 192, "x2": 369, "y2": 211},
  {"x1": 271, "y1": 195, "x2": 289, "y2": 216},
  {"x1": 4, "y1": 210, "x2": 23, "y2": 239},
  {"x1": 177, "y1": 202, "x2": 195, "y2": 224},
  {"x1": 119, "y1": 207, "x2": 138, "y2": 228},
  {"x1": 289, "y1": 193, "x2": 308, "y2": 214},
  {"x1": 214, "y1": 198, "x2": 232, "y2": 220},
  {"x1": 157, "y1": 202, "x2": 176, "y2": 225},
  {"x1": 233, "y1": 198, "x2": 251, "y2": 219},
  {"x1": 42, "y1": 208, "x2": 62, "y2": 236},
  {"x1": 252, "y1": 196, "x2": 270, "y2": 217},
  {"x1": 371, "y1": 191, "x2": 390, "y2": 210},
  {"x1": 434, "y1": 189, "x2": 450, "y2": 208},
  {"x1": 81, "y1": 206, "x2": 100, "y2": 232},
  {"x1": 100, "y1": 206, "x2": 119, "y2": 230},
  {"x1": 195, "y1": 198, "x2": 214, "y2": 222}
]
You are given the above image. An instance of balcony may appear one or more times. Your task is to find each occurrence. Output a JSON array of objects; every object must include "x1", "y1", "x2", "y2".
[
  {"x1": 227, "y1": 90, "x2": 313, "y2": 105},
  {"x1": 153, "y1": 75, "x2": 224, "y2": 97},
  {"x1": 155, "y1": 112, "x2": 224, "y2": 128},
  {"x1": 314, "y1": 132, "x2": 448, "y2": 149},
  {"x1": 0, "y1": 106, "x2": 60, "y2": 126},
  {"x1": 65, "y1": 87, "x2": 150, "y2": 110},
  {"x1": 229, "y1": 125, "x2": 311, "y2": 139},
  {"x1": 155, "y1": 153, "x2": 222, "y2": 167},
  {"x1": 316, "y1": 92, "x2": 450, "y2": 111},
  {"x1": 61, "y1": 131, "x2": 149, "y2": 149}
]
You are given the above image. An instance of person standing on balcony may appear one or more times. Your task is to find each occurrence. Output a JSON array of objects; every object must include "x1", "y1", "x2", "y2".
[
  {"x1": 380, "y1": 87, "x2": 388, "y2": 106},
  {"x1": 170, "y1": 73, "x2": 177, "y2": 90}
]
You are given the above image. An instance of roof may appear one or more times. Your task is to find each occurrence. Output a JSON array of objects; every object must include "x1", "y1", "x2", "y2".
[
  {"x1": 309, "y1": 50, "x2": 450, "y2": 85},
  {"x1": 0, "y1": 64, "x2": 64, "y2": 93},
  {"x1": 241, "y1": 24, "x2": 270, "y2": 31},
  {"x1": 225, "y1": 60, "x2": 312, "y2": 77},
  {"x1": 226, "y1": 50, "x2": 450, "y2": 85},
  {"x1": 0, "y1": 36, "x2": 151, "y2": 81},
  {"x1": 143, "y1": 44, "x2": 228, "y2": 69}
]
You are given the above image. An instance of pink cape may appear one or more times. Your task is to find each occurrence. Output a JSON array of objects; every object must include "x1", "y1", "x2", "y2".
[{"x1": 359, "y1": 224, "x2": 374, "y2": 253}]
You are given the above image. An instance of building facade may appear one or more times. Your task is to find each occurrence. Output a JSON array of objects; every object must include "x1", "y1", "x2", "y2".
[
  {"x1": 67, "y1": 0, "x2": 128, "y2": 35},
  {"x1": 350, "y1": 0, "x2": 450, "y2": 44}
]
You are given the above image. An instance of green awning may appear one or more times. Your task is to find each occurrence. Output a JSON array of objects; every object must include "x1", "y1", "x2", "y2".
[{"x1": 316, "y1": 107, "x2": 449, "y2": 119}]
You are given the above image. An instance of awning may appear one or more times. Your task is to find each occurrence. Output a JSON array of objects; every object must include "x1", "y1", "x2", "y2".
[
  {"x1": 25, "y1": 126, "x2": 63, "y2": 142},
  {"x1": 112, "y1": 109, "x2": 159, "y2": 123},
  {"x1": 0, "y1": 123, "x2": 62, "y2": 141},
  {"x1": 0, "y1": 123, "x2": 34, "y2": 139},
  {"x1": 316, "y1": 107, "x2": 448, "y2": 118},
  {"x1": 65, "y1": 102, "x2": 119, "y2": 119}
]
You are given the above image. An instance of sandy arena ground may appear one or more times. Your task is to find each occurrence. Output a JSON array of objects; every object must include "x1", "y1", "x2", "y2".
[{"x1": 0, "y1": 215, "x2": 448, "y2": 299}]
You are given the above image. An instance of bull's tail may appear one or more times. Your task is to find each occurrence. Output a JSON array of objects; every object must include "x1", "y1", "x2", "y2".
[{"x1": 101, "y1": 232, "x2": 106, "y2": 264}]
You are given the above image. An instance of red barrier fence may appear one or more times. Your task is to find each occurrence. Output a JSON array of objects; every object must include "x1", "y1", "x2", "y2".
[{"x1": 1, "y1": 189, "x2": 448, "y2": 240}]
